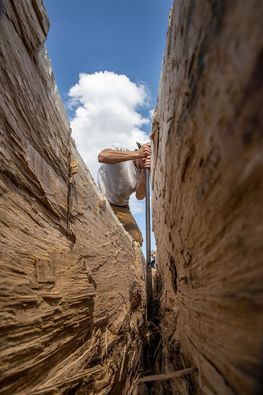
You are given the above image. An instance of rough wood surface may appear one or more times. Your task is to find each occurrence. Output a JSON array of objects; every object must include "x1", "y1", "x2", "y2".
[
  {"x1": 0, "y1": 1, "x2": 145, "y2": 394},
  {"x1": 152, "y1": 1, "x2": 263, "y2": 394}
]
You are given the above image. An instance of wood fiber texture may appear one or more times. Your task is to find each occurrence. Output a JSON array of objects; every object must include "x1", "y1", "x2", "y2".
[
  {"x1": 152, "y1": 1, "x2": 263, "y2": 394},
  {"x1": 0, "y1": 1, "x2": 145, "y2": 394}
]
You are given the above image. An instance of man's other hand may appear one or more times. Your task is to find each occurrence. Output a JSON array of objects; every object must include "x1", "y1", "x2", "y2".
[{"x1": 142, "y1": 156, "x2": 151, "y2": 169}]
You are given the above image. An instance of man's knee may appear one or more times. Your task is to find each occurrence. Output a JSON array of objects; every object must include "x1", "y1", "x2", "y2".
[
  {"x1": 125, "y1": 224, "x2": 143, "y2": 245},
  {"x1": 110, "y1": 204, "x2": 143, "y2": 245},
  {"x1": 133, "y1": 230, "x2": 143, "y2": 246}
]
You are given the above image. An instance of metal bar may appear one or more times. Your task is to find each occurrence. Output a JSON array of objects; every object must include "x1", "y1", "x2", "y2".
[
  {"x1": 138, "y1": 367, "x2": 196, "y2": 383},
  {"x1": 145, "y1": 168, "x2": 151, "y2": 267},
  {"x1": 145, "y1": 168, "x2": 153, "y2": 315}
]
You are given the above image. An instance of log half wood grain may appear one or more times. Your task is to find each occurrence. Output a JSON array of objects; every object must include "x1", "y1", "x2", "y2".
[
  {"x1": 0, "y1": 1, "x2": 146, "y2": 394},
  {"x1": 152, "y1": 1, "x2": 263, "y2": 394}
]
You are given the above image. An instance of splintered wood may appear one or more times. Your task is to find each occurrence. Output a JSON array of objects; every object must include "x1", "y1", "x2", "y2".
[{"x1": 138, "y1": 368, "x2": 196, "y2": 383}]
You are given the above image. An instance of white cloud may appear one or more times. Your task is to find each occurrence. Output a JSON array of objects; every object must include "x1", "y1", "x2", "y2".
[{"x1": 68, "y1": 71, "x2": 150, "y2": 182}]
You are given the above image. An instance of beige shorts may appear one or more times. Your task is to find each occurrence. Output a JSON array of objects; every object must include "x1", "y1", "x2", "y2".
[{"x1": 110, "y1": 204, "x2": 143, "y2": 246}]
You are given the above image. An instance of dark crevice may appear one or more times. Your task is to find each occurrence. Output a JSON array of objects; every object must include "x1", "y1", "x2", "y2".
[{"x1": 168, "y1": 254, "x2": 177, "y2": 292}]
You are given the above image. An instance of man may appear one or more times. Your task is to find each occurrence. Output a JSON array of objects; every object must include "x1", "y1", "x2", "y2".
[{"x1": 97, "y1": 143, "x2": 151, "y2": 245}]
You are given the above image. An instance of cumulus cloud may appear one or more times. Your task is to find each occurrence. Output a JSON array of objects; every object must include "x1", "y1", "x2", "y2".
[
  {"x1": 68, "y1": 71, "x2": 150, "y2": 214},
  {"x1": 69, "y1": 71, "x2": 150, "y2": 178}
]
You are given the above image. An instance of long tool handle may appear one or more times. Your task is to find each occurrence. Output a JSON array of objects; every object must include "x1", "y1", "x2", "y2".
[
  {"x1": 145, "y1": 168, "x2": 153, "y2": 318},
  {"x1": 145, "y1": 168, "x2": 151, "y2": 267}
]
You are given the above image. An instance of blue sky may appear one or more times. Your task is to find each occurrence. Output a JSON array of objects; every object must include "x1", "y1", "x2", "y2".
[{"x1": 44, "y1": 0, "x2": 173, "y2": 254}]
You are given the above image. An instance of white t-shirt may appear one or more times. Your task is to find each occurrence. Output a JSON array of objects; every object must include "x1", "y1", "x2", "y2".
[{"x1": 97, "y1": 147, "x2": 141, "y2": 206}]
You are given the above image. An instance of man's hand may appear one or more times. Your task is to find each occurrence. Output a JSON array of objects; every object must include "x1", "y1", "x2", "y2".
[
  {"x1": 137, "y1": 143, "x2": 151, "y2": 159},
  {"x1": 135, "y1": 145, "x2": 151, "y2": 199},
  {"x1": 138, "y1": 144, "x2": 151, "y2": 169}
]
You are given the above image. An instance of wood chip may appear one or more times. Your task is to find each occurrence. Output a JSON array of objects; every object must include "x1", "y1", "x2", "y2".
[{"x1": 138, "y1": 367, "x2": 196, "y2": 383}]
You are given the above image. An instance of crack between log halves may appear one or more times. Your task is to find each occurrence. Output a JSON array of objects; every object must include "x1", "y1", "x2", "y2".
[{"x1": 66, "y1": 128, "x2": 76, "y2": 243}]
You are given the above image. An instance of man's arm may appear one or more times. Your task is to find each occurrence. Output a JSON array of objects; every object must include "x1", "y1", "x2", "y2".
[
  {"x1": 98, "y1": 149, "x2": 139, "y2": 164},
  {"x1": 135, "y1": 156, "x2": 151, "y2": 200},
  {"x1": 98, "y1": 144, "x2": 151, "y2": 164}
]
